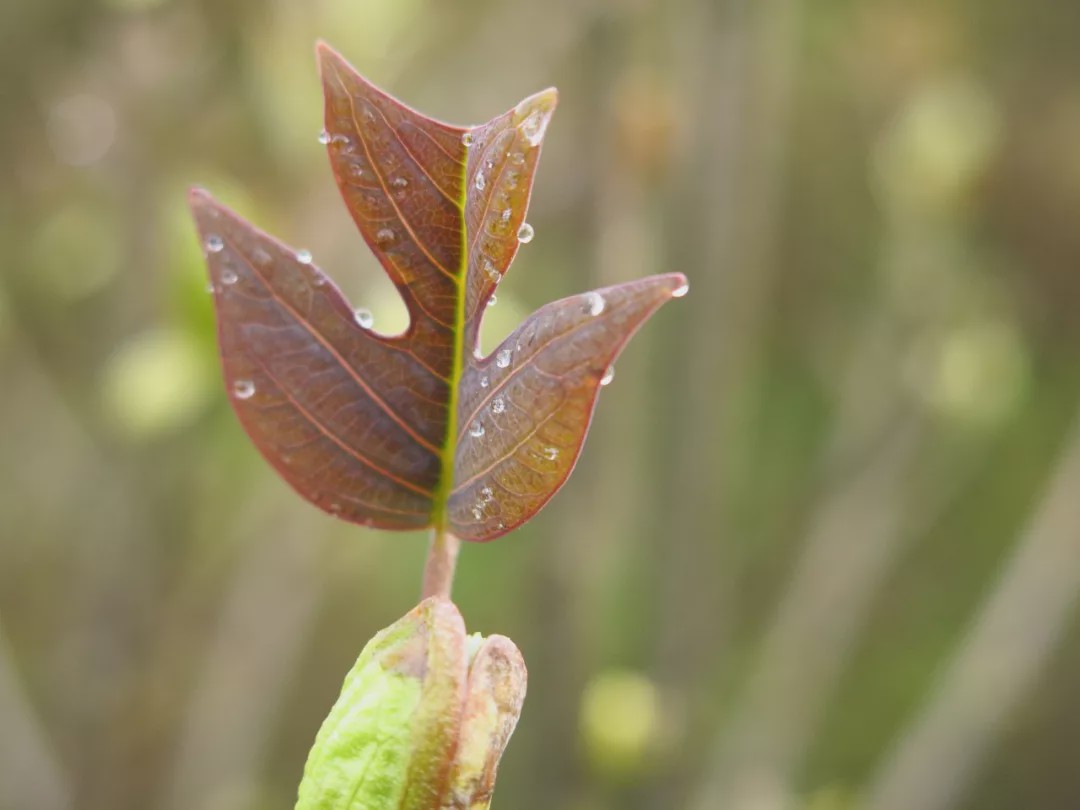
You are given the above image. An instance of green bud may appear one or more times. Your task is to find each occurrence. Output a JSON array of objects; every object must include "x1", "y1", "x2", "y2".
[{"x1": 295, "y1": 598, "x2": 526, "y2": 810}]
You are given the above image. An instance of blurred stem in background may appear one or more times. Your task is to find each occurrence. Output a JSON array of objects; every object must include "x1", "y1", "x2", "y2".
[
  {"x1": 866, "y1": 422, "x2": 1080, "y2": 810},
  {"x1": 0, "y1": 623, "x2": 72, "y2": 810}
]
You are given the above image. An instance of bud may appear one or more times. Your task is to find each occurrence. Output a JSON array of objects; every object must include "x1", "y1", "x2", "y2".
[{"x1": 295, "y1": 598, "x2": 526, "y2": 810}]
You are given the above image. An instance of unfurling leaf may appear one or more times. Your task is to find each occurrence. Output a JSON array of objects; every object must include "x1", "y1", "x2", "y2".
[
  {"x1": 189, "y1": 42, "x2": 687, "y2": 541},
  {"x1": 294, "y1": 598, "x2": 526, "y2": 810}
]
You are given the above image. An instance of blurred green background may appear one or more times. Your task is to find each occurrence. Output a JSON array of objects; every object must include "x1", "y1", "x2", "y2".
[{"x1": 3, "y1": 1, "x2": 1080, "y2": 808}]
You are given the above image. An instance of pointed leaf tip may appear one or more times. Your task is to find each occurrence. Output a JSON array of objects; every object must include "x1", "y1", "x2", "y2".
[{"x1": 509, "y1": 88, "x2": 559, "y2": 148}]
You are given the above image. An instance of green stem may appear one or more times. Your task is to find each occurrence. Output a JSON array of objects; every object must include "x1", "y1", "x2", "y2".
[{"x1": 421, "y1": 527, "x2": 460, "y2": 600}]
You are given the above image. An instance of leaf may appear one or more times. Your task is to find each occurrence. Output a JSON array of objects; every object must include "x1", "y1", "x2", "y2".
[
  {"x1": 294, "y1": 597, "x2": 526, "y2": 810},
  {"x1": 189, "y1": 42, "x2": 688, "y2": 541}
]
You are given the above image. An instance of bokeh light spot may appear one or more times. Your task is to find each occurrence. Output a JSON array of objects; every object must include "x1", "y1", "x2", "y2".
[
  {"x1": 101, "y1": 327, "x2": 215, "y2": 440},
  {"x1": 47, "y1": 93, "x2": 117, "y2": 167}
]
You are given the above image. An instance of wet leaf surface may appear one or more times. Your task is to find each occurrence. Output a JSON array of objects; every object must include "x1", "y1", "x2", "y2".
[{"x1": 190, "y1": 42, "x2": 687, "y2": 541}]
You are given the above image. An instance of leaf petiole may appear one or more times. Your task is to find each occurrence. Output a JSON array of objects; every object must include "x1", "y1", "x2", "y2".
[{"x1": 421, "y1": 527, "x2": 461, "y2": 600}]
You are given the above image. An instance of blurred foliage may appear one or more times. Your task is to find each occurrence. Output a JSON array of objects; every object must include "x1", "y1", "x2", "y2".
[{"x1": 2, "y1": 1, "x2": 1080, "y2": 809}]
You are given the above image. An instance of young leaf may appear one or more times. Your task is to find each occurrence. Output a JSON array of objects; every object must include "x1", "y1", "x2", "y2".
[
  {"x1": 189, "y1": 42, "x2": 687, "y2": 542},
  {"x1": 294, "y1": 597, "x2": 527, "y2": 810}
]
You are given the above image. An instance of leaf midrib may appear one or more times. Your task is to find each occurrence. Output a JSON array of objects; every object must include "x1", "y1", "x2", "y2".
[{"x1": 430, "y1": 139, "x2": 471, "y2": 531}]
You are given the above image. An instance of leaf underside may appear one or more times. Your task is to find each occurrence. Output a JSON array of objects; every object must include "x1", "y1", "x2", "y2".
[{"x1": 189, "y1": 42, "x2": 687, "y2": 542}]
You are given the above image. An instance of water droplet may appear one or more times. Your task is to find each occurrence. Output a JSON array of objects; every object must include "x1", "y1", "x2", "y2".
[
  {"x1": 374, "y1": 228, "x2": 396, "y2": 247},
  {"x1": 318, "y1": 128, "x2": 331, "y2": 144},
  {"x1": 506, "y1": 171, "x2": 519, "y2": 189},
  {"x1": 296, "y1": 249, "x2": 312, "y2": 264},
  {"x1": 390, "y1": 176, "x2": 408, "y2": 189},
  {"x1": 353, "y1": 308, "x2": 373, "y2": 328},
  {"x1": 361, "y1": 106, "x2": 376, "y2": 123},
  {"x1": 475, "y1": 171, "x2": 486, "y2": 191},
  {"x1": 516, "y1": 103, "x2": 553, "y2": 147},
  {"x1": 672, "y1": 282, "x2": 690, "y2": 298},
  {"x1": 542, "y1": 446, "x2": 559, "y2": 461},
  {"x1": 469, "y1": 420, "x2": 485, "y2": 438},
  {"x1": 233, "y1": 379, "x2": 255, "y2": 399},
  {"x1": 462, "y1": 132, "x2": 474, "y2": 147},
  {"x1": 205, "y1": 235, "x2": 224, "y2": 253},
  {"x1": 349, "y1": 164, "x2": 365, "y2": 179},
  {"x1": 331, "y1": 133, "x2": 350, "y2": 146},
  {"x1": 587, "y1": 291, "x2": 604, "y2": 317},
  {"x1": 508, "y1": 151, "x2": 526, "y2": 166},
  {"x1": 500, "y1": 208, "x2": 511, "y2": 224},
  {"x1": 480, "y1": 375, "x2": 489, "y2": 388},
  {"x1": 480, "y1": 486, "x2": 494, "y2": 502},
  {"x1": 252, "y1": 247, "x2": 271, "y2": 265},
  {"x1": 516, "y1": 222, "x2": 534, "y2": 243},
  {"x1": 492, "y1": 397, "x2": 506, "y2": 414},
  {"x1": 496, "y1": 348, "x2": 512, "y2": 368},
  {"x1": 600, "y1": 366, "x2": 615, "y2": 386},
  {"x1": 221, "y1": 268, "x2": 238, "y2": 285},
  {"x1": 484, "y1": 259, "x2": 500, "y2": 284},
  {"x1": 472, "y1": 506, "x2": 483, "y2": 520},
  {"x1": 487, "y1": 295, "x2": 497, "y2": 307}
]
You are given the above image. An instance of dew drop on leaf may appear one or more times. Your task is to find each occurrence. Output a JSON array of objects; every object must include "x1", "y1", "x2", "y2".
[
  {"x1": 296, "y1": 249, "x2": 312, "y2": 264},
  {"x1": 496, "y1": 348, "x2": 512, "y2": 368},
  {"x1": 390, "y1": 176, "x2": 408, "y2": 189},
  {"x1": 492, "y1": 397, "x2": 506, "y2": 414},
  {"x1": 205, "y1": 234, "x2": 224, "y2": 253},
  {"x1": 672, "y1": 282, "x2": 689, "y2": 298},
  {"x1": 516, "y1": 103, "x2": 553, "y2": 146},
  {"x1": 488, "y1": 295, "x2": 497, "y2": 307},
  {"x1": 516, "y1": 223, "x2": 534, "y2": 243},
  {"x1": 475, "y1": 172, "x2": 486, "y2": 191},
  {"x1": 484, "y1": 259, "x2": 500, "y2": 284},
  {"x1": 462, "y1": 131, "x2": 474, "y2": 146},
  {"x1": 221, "y1": 268, "x2": 238, "y2": 286},
  {"x1": 375, "y1": 228, "x2": 396, "y2": 247},
  {"x1": 472, "y1": 506, "x2": 483, "y2": 520},
  {"x1": 600, "y1": 366, "x2": 615, "y2": 386},
  {"x1": 584, "y1": 291, "x2": 605, "y2": 316},
  {"x1": 318, "y1": 129, "x2": 331, "y2": 144},
  {"x1": 469, "y1": 420, "x2": 485, "y2": 438},
  {"x1": 480, "y1": 375, "x2": 489, "y2": 388},
  {"x1": 233, "y1": 379, "x2": 255, "y2": 399},
  {"x1": 353, "y1": 308, "x2": 373, "y2": 328},
  {"x1": 542, "y1": 446, "x2": 559, "y2": 461}
]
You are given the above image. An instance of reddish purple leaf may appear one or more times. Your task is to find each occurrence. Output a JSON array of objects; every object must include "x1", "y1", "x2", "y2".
[{"x1": 189, "y1": 42, "x2": 687, "y2": 541}]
